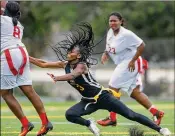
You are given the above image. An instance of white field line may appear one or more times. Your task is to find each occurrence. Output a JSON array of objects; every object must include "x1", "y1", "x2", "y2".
[
  {"x1": 2, "y1": 121, "x2": 175, "y2": 126},
  {"x1": 1, "y1": 131, "x2": 175, "y2": 135},
  {"x1": 2, "y1": 122, "x2": 174, "y2": 135},
  {"x1": 34, "y1": 121, "x2": 175, "y2": 126}
]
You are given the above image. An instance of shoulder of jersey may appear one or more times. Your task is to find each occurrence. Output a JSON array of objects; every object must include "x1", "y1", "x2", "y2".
[
  {"x1": 108, "y1": 28, "x2": 113, "y2": 34},
  {"x1": 1, "y1": 15, "x2": 10, "y2": 19},
  {"x1": 121, "y1": 27, "x2": 133, "y2": 36},
  {"x1": 1, "y1": 15, "x2": 9, "y2": 23},
  {"x1": 1, "y1": 15, "x2": 12, "y2": 23},
  {"x1": 1, "y1": 15, "x2": 24, "y2": 28},
  {"x1": 1, "y1": 15, "x2": 8, "y2": 19},
  {"x1": 107, "y1": 28, "x2": 113, "y2": 37}
]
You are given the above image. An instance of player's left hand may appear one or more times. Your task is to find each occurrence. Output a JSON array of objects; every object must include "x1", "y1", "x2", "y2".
[
  {"x1": 128, "y1": 60, "x2": 135, "y2": 72},
  {"x1": 47, "y1": 73, "x2": 57, "y2": 83}
]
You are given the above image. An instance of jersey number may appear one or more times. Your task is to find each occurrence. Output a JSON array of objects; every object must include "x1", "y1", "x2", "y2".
[
  {"x1": 13, "y1": 26, "x2": 20, "y2": 39},
  {"x1": 108, "y1": 47, "x2": 116, "y2": 54},
  {"x1": 75, "y1": 84, "x2": 84, "y2": 91}
]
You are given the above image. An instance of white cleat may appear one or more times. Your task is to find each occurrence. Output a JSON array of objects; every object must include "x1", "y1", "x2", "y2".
[
  {"x1": 88, "y1": 119, "x2": 100, "y2": 136},
  {"x1": 159, "y1": 128, "x2": 171, "y2": 136}
]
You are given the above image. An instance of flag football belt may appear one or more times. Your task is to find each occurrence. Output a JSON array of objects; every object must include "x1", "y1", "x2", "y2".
[
  {"x1": 102, "y1": 86, "x2": 122, "y2": 98},
  {"x1": 1, "y1": 46, "x2": 25, "y2": 54},
  {"x1": 1, "y1": 46, "x2": 27, "y2": 76},
  {"x1": 83, "y1": 86, "x2": 121, "y2": 110}
]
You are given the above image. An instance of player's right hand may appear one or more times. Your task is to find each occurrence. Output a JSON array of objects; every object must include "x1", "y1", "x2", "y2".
[
  {"x1": 47, "y1": 73, "x2": 56, "y2": 83},
  {"x1": 101, "y1": 53, "x2": 108, "y2": 64}
]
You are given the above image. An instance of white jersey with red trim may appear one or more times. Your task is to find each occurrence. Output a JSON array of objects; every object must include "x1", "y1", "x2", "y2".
[
  {"x1": 1, "y1": 15, "x2": 25, "y2": 52},
  {"x1": 106, "y1": 26, "x2": 143, "y2": 65}
]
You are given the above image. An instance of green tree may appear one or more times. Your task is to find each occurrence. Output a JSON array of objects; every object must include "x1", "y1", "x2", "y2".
[{"x1": 19, "y1": 1, "x2": 174, "y2": 61}]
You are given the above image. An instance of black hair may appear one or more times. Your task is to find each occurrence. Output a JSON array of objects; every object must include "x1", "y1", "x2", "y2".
[
  {"x1": 109, "y1": 12, "x2": 124, "y2": 26},
  {"x1": 3, "y1": 1, "x2": 21, "y2": 26},
  {"x1": 51, "y1": 22, "x2": 98, "y2": 67}
]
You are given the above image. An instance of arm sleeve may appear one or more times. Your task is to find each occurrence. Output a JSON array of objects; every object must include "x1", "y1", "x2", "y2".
[{"x1": 127, "y1": 31, "x2": 143, "y2": 48}]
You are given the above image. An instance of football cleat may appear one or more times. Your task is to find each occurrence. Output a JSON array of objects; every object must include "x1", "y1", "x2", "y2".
[
  {"x1": 88, "y1": 119, "x2": 100, "y2": 136},
  {"x1": 19, "y1": 122, "x2": 34, "y2": 136},
  {"x1": 159, "y1": 128, "x2": 171, "y2": 136},
  {"x1": 153, "y1": 110, "x2": 164, "y2": 125},
  {"x1": 97, "y1": 117, "x2": 117, "y2": 127},
  {"x1": 37, "y1": 121, "x2": 53, "y2": 136}
]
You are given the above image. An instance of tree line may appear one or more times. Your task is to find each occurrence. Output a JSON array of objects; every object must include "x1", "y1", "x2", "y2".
[{"x1": 19, "y1": 1, "x2": 174, "y2": 61}]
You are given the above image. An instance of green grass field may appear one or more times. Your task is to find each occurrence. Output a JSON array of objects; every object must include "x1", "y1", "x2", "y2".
[{"x1": 1, "y1": 99, "x2": 174, "y2": 136}]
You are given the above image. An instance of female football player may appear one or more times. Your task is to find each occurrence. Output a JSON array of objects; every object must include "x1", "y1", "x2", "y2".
[
  {"x1": 98, "y1": 12, "x2": 164, "y2": 127},
  {"x1": 0, "y1": 2, "x2": 53, "y2": 136},
  {"x1": 29, "y1": 22, "x2": 171, "y2": 136}
]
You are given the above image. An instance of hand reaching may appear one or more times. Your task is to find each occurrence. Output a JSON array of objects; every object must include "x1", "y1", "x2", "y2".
[{"x1": 47, "y1": 73, "x2": 57, "y2": 83}]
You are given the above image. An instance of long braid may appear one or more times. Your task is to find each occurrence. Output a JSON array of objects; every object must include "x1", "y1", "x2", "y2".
[{"x1": 51, "y1": 22, "x2": 98, "y2": 67}]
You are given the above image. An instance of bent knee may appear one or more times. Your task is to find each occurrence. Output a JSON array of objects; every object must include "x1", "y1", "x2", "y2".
[{"x1": 65, "y1": 109, "x2": 77, "y2": 121}]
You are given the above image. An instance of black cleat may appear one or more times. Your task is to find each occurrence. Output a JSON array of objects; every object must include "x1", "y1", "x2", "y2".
[
  {"x1": 19, "y1": 122, "x2": 34, "y2": 136},
  {"x1": 37, "y1": 121, "x2": 53, "y2": 136}
]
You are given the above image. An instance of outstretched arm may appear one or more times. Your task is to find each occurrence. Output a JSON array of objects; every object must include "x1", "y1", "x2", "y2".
[
  {"x1": 48, "y1": 63, "x2": 87, "y2": 81},
  {"x1": 29, "y1": 56, "x2": 66, "y2": 68}
]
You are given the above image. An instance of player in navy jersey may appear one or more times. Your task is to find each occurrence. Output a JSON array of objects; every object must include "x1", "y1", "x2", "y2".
[{"x1": 29, "y1": 23, "x2": 171, "y2": 136}]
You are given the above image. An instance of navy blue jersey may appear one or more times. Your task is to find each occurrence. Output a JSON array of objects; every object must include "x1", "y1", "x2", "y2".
[{"x1": 65, "y1": 63, "x2": 101, "y2": 98}]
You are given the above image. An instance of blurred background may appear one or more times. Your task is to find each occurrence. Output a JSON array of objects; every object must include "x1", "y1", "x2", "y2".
[{"x1": 14, "y1": 1, "x2": 174, "y2": 101}]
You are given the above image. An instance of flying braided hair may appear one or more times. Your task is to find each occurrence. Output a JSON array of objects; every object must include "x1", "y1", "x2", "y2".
[{"x1": 51, "y1": 22, "x2": 98, "y2": 67}]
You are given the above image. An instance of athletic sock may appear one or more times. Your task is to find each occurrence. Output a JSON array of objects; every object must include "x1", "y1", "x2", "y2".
[
  {"x1": 20, "y1": 116, "x2": 29, "y2": 127},
  {"x1": 110, "y1": 112, "x2": 116, "y2": 121},
  {"x1": 39, "y1": 112, "x2": 49, "y2": 125},
  {"x1": 86, "y1": 120, "x2": 91, "y2": 127},
  {"x1": 149, "y1": 105, "x2": 158, "y2": 115}
]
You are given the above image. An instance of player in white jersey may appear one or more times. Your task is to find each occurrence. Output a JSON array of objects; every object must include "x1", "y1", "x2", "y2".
[
  {"x1": 97, "y1": 12, "x2": 164, "y2": 127},
  {"x1": 0, "y1": 2, "x2": 53, "y2": 136}
]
